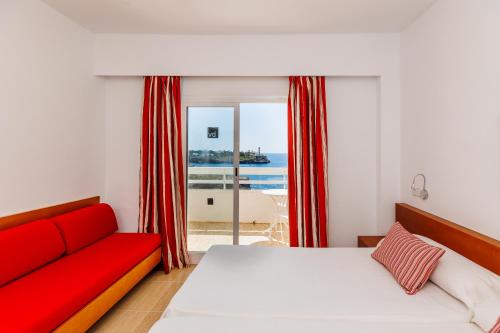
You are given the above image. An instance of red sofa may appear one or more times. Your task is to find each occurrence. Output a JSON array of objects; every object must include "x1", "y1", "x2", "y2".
[{"x1": 0, "y1": 203, "x2": 161, "y2": 333}]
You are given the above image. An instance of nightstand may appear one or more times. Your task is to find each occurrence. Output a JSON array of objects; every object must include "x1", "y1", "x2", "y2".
[{"x1": 357, "y1": 235, "x2": 385, "y2": 248}]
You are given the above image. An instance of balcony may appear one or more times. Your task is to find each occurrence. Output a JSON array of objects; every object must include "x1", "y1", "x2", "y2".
[{"x1": 187, "y1": 166, "x2": 289, "y2": 251}]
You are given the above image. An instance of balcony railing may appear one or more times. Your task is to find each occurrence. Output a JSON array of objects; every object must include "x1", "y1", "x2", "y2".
[
  {"x1": 187, "y1": 166, "x2": 287, "y2": 189},
  {"x1": 187, "y1": 166, "x2": 290, "y2": 250}
]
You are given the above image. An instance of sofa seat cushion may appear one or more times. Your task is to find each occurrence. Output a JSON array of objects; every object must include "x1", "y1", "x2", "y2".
[
  {"x1": 53, "y1": 203, "x2": 118, "y2": 254},
  {"x1": 0, "y1": 233, "x2": 161, "y2": 333},
  {"x1": 0, "y1": 219, "x2": 65, "y2": 287}
]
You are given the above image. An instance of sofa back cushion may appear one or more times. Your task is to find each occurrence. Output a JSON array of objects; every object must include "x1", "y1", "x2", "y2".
[
  {"x1": 0, "y1": 219, "x2": 65, "y2": 287},
  {"x1": 53, "y1": 203, "x2": 118, "y2": 254}
]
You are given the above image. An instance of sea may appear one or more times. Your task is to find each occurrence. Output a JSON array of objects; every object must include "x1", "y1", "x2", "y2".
[{"x1": 189, "y1": 153, "x2": 287, "y2": 190}]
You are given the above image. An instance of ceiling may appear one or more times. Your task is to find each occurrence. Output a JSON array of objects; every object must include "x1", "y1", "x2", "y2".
[{"x1": 42, "y1": 0, "x2": 436, "y2": 34}]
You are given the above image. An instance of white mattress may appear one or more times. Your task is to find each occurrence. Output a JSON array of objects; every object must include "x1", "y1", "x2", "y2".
[
  {"x1": 164, "y1": 245, "x2": 471, "y2": 323},
  {"x1": 150, "y1": 317, "x2": 484, "y2": 333}
]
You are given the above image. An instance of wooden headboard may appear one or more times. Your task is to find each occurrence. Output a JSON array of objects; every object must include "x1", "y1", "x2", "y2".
[
  {"x1": 396, "y1": 203, "x2": 500, "y2": 274},
  {"x1": 0, "y1": 196, "x2": 100, "y2": 231}
]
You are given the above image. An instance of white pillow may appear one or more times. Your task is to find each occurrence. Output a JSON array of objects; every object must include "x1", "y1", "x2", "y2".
[
  {"x1": 415, "y1": 235, "x2": 500, "y2": 310},
  {"x1": 472, "y1": 298, "x2": 500, "y2": 332}
]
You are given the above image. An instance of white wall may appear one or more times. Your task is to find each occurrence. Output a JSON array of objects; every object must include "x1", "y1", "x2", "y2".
[
  {"x1": 4, "y1": 0, "x2": 496, "y2": 246},
  {"x1": 103, "y1": 77, "x2": 143, "y2": 231},
  {"x1": 93, "y1": 34, "x2": 399, "y2": 77},
  {"x1": 329, "y1": 77, "x2": 379, "y2": 246},
  {"x1": 0, "y1": 0, "x2": 105, "y2": 215},
  {"x1": 97, "y1": 33, "x2": 401, "y2": 239},
  {"x1": 401, "y1": 0, "x2": 500, "y2": 239},
  {"x1": 104, "y1": 76, "x2": 380, "y2": 246},
  {"x1": 0, "y1": 6, "x2": 399, "y2": 244}
]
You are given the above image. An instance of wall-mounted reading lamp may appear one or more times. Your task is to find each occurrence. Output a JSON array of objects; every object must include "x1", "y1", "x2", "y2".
[{"x1": 411, "y1": 174, "x2": 429, "y2": 200}]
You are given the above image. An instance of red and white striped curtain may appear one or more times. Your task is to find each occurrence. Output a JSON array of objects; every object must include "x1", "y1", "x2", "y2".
[
  {"x1": 287, "y1": 76, "x2": 329, "y2": 248},
  {"x1": 139, "y1": 76, "x2": 189, "y2": 273}
]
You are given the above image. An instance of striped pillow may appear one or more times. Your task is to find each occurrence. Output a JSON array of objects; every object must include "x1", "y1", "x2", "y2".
[
  {"x1": 372, "y1": 222, "x2": 445, "y2": 295},
  {"x1": 490, "y1": 318, "x2": 500, "y2": 333}
]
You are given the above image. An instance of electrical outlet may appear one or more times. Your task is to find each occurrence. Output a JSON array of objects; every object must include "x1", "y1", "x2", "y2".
[{"x1": 207, "y1": 198, "x2": 214, "y2": 205}]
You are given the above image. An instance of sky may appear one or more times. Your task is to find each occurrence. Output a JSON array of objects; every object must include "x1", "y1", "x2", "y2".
[{"x1": 187, "y1": 103, "x2": 287, "y2": 154}]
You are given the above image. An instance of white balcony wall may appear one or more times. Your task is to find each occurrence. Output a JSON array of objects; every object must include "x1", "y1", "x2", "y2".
[
  {"x1": 188, "y1": 190, "x2": 277, "y2": 223},
  {"x1": 187, "y1": 166, "x2": 287, "y2": 223}
]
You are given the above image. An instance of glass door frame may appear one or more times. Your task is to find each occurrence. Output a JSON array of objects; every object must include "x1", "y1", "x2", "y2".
[
  {"x1": 184, "y1": 102, "x2": 241, "y2": 248},
  {"x1": 183, "y1": 97, "x2": 288, "y2": 256}
]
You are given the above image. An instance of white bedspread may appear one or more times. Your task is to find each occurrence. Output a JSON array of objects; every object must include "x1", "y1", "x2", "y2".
[
  {"x1": 150, "y1": 317, "x2": 484, "y2": 333},
  {"x1": 164, "y1": 245, "x2": 471, "y2": 323}
]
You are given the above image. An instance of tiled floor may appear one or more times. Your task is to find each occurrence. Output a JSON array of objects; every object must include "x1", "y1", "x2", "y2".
[{"x1": 88, "y1": 265, "x2": 196, "y2": 333}]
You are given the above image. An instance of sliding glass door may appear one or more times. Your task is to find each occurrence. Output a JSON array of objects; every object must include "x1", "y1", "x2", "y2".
[
  {"x1": 186, "y1": 106, "x2": 238, "y2": 251},
  {"x1": 238, "y1": 103, "x2": 289, "y2": 246},
  {"x1": 186, "y1": 103, "x2": 288, "y2": 252}
]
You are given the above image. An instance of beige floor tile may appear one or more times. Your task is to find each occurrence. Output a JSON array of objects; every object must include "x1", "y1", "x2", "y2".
[
  {"x1": 149, "y1": 265, "x2": 196, "y2": 282},
  {"x1": 151, "y1": 283, "x2": 184, "y2": 312},
  {"x1": 88, "y1": 266, "x2": 195, "y2": 333},
  {"x1": 134, "y1": 312, "x2": 163, "y2": 333},
  {"x1": 117, "y1": 281, "x2": 173, "y2": 311},
  {"x1": 89, "y1": 310, "x2": 150, "y2": 333}
]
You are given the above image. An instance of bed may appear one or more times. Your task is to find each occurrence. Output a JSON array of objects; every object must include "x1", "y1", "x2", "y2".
[
  {"x1": 150, "y1": 317, "x2": 484, "y2": 333},
  {"x1": 163, "y1": 245, "x2": 469, "y2": 322},
  {"x1": 156, "y1": 204, "x2": 499, "y2": 332}
]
